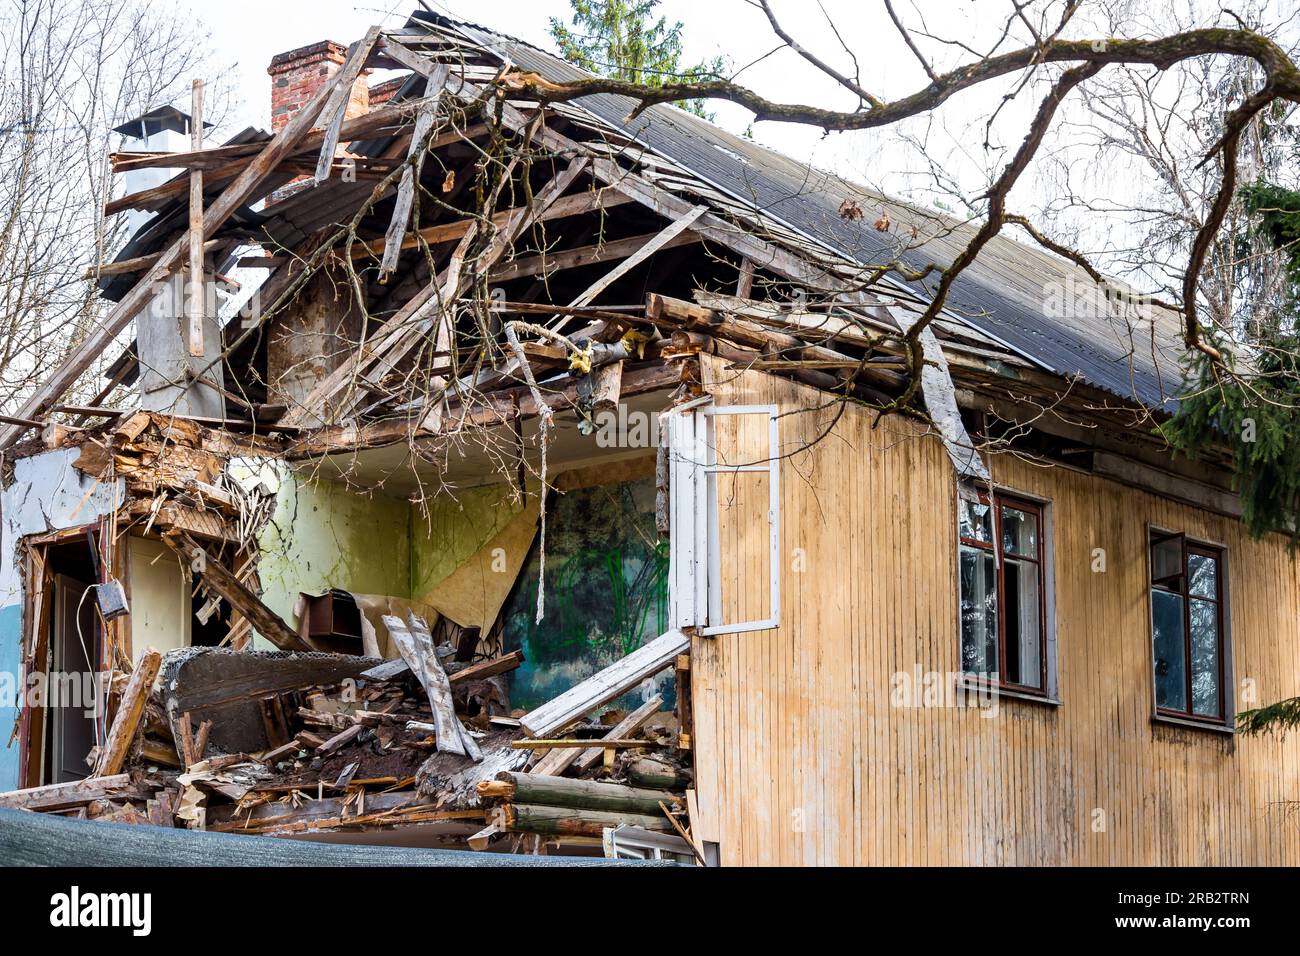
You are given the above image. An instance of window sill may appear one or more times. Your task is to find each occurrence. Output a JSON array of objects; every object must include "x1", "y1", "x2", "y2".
[
  {"x1": 958, "y1": 678, "x2": 1060, "y2": 708},
  {"x1": 1152, "y1": 713, "x2": 1235, "y2": 736}
]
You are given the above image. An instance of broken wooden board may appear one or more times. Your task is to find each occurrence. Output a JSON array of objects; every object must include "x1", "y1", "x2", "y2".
[
  {"x1": 159, "y1": 647, "x2": 380, "y2": 755},
  {"x1": 0, "y1": 775, "x2": 150, "y2": 812},
  {"x1": 520, "y1": 629, "x2": 689, "y2": 738},
  {"x1": 571, "y1": 695, "x2": 664, "y2": 774},
  {"x1": 96, "y1": 647, "x2": 162, "y2": 775},
  {"x1": 163, "y1": 530, "x2": 308, "y2": 651},
  {"x1": 448, "y1": 650, "x2": 524, "y2": 685},
  {"x1": 385, "y1": 614, "x2": 480, "y2": 761}
]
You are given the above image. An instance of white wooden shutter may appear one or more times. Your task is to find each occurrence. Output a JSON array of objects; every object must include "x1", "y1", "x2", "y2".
[{"x1": 665, "y1": 401, "x2": 780, "y2": 636}]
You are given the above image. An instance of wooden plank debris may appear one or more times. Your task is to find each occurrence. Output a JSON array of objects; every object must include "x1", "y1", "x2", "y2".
[
  {"x1": 379, "y1": 68, "x2": 447, "y2": 278},
  {"x1": 314, "y1": 26, "x2": 383, "y2": 183},
  {"x1": 511, "y1": 738, "x2": 662, "y2": 750},
  {"x1": 0, "y1": 775, "x2": 146, "y2": 812},
  {"x1": 95, "y1": 648, "x2": 162, "y2": 776},
  {"x1": 448, "y1": 649, "x2": 524, "y2": 685},
  {"x1": 0, "y1": 38, "x2": 357, "y2": 448},
  {"x1": 572, "y1": 695, "x2": 665, "y2": 773},
  {"x1": 162, "y1": 531, "x2": 309, "y2": 651}
]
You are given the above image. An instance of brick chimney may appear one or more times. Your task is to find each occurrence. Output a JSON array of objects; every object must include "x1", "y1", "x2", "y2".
[{"x1": 268, "y1": 40, "x2": 370, "y2": 133}]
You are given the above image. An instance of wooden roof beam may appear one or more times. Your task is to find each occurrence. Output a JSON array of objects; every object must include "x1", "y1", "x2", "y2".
[{"x1": 0, "y1": 28, "x2": 376, "y2": 449}]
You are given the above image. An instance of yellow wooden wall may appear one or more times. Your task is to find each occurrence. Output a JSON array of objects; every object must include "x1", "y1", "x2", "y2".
[{"x1": 690, "y1": 358, "x2": 1300, "y2": 865}]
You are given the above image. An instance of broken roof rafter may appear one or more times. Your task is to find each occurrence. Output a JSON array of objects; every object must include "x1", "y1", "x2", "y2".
[{"x1": 0, "y1": 28, "x2": 387, "y2": 450}]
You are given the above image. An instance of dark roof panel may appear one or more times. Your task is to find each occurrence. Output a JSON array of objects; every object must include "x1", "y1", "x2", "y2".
[{"x1": 425, "y1": 12, "x2": 1186, "y2": 410}]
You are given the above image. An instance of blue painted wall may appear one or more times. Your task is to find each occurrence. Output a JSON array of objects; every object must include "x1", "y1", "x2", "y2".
[{"x1": 0, "y1": 604, "x2": 22, "y2": 791}]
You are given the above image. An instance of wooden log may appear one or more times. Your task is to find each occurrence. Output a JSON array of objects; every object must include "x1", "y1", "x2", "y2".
[
  {"x1": 590, "y1": 360, "x2": 623, "y2": 416},
  {"x1": 520, "y1": 629, "x2": 688, "y2": 737},
  {"x1": 448, "y1": 649, "x2": 524, "y2": 685},
  {"x1": 500, "y1": 803, "x2": 673, "y2": 837},
  {"x1": 95, "y1": 648, "x2": 162, "y2": 775},
  {"x1": 627, "y1": 755, "x2": 692, "y2": 791},
  {"x1": 511, "y1": 738, "x2": 660, "y2": 750},
  {"x1": 485, "y1": 771, "x2": 682, "y2": 815},
  {"x1": 0, "y1": 775, "x2": 146, "y2": 811}
]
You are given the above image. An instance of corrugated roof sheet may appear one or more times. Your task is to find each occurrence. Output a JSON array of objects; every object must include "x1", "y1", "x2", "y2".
[{"x1": 420, "y1": 12, "x2": 1187, "y2": 409}]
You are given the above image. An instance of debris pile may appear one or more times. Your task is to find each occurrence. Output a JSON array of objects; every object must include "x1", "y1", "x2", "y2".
[{"x1": 0, "y1": 622, "x2": 699, "y2": 860}]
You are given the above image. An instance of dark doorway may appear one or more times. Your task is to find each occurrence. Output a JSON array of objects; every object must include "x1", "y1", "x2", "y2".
[{"x1": 41, "y1": 540, "x2": 101, "y2": 784}]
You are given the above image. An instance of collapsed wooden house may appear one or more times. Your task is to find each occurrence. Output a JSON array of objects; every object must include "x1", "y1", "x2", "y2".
[{"x1": 1, "y1": 10, "x2": 1299, "y2": 865}]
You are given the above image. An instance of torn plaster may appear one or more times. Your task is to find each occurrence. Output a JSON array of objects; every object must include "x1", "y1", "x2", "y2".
[{"x1": 0, "y1": 448, "x2": 124, "y2": 789}]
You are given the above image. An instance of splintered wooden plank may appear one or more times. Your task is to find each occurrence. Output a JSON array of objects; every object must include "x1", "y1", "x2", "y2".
[
  {"x1": 162, "y1": 531, "x2": 308, "y2": 651},
  {"x1": 380, "y1": 68, "x2": 448, "y2": 278},
  {"x1": 520, "y1": 630, "x2": 688, "y2": 738},
  {"x1": 0, "y1": 775, "x2": 146, "y2": 811},
  {"x1": 572, "y1": 695, "x2": 664, "y2": 773},
  {"x1": 280, "y1": 156, "x2": 587, "y2": 427},
  {"x1": 314, "y1": 26, "x2": 383, "y2": 183},
  {"x1": 448, "y1": 650, "x2": 524, "y2": 685},
  {"x1": 530, "y1": 693, "x2": 661, "y2": 777},
  {"x1": 95, "y1": 648, "x2": 162, "y2": 775},
  {"x1": 360, "y1": 658, "x2": 411, "y2": 682},
  {"x1": 550, "y1": 205, "x2": 705, "y2": 336}
]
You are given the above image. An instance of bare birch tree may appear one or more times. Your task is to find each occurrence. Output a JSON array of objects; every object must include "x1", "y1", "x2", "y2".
[{"x1": 0, "y1": 0, "x2": 231, "y2": 411}]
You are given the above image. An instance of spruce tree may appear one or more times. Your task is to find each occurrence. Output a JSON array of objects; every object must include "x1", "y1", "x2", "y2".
[{"x1": 548, "y1": 0, "x2": 723, "y2": 118}]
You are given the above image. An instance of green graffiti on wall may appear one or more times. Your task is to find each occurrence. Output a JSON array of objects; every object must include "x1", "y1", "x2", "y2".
[{"x1": 503, "y1": 477, "x2": 672, "y2": 710}]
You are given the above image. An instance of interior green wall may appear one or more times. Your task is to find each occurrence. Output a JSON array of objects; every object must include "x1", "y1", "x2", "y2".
[
  {"x1": 256, "y1": 465, "x2": 413, "y2": 640},
  {"x1": 252, "y1": 467, "x2": 529, "y2": 648},
  {"x1": 409, "y1": 483, "x2": 530, "y2": 599}
]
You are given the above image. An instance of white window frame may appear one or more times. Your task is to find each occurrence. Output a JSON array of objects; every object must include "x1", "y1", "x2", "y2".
[{"x1": 665, "y1": 400, "x2": 780, "y2": 636}]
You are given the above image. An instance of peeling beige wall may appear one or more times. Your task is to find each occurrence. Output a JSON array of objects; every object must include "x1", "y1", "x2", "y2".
[
  {"x1": 127, "y1": 536, "x2": 190, "y2": 664},
  {"x1": 409, "y1": 483, "x2": 535, "y2": 605}
]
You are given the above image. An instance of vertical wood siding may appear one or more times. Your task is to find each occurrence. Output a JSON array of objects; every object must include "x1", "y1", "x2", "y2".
[{"x1": 691, "y1": 358, "x2": 1300, "y2": 865}]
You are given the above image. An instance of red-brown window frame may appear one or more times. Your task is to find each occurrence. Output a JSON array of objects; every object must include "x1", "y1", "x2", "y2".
[
  {"x1": 959, "y1": 493, "x2": 1048, "y2": 695},
  {"x1": 1149, "y1": 532, "x2": 1226, "y2": 725}
]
